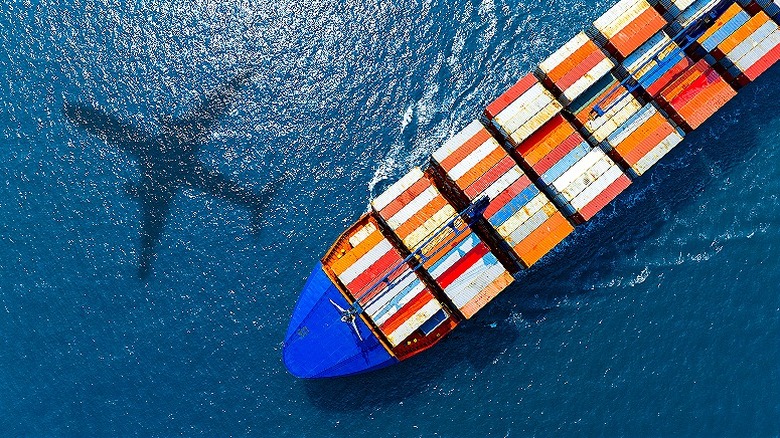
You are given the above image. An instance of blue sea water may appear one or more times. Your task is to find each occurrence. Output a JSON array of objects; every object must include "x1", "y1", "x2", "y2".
[{"x1": 1, "y1": 0, "x2": 779, "y2": 435}]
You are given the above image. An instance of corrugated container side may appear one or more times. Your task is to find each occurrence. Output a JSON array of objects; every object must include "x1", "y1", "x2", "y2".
[
  {"x1": 321, "y1": 213, "x2": 448, "y2": 348},
  {"x1": 459, "y1": 270, "x2": 515, "y2": 319},
  {"x1": 714, "y1": 12, "x2": 771, "y2": 57},
  {"x1": 512, "y1": 212, "x2": 574, "y2": 266},
  {"x1": 536, "y1": 32, "x2": 616, "y2": 104},
  {"x1": 484, "y1": 74, "x2": 539, "y2": 119},
  {"x1": 607, "y1": 4, "x2": 668, "y2": 59},
  {"x1": 630, "y1": 130, "x2": 685, "y2": 175},
  {"x1": 656, "y1": 58, "x2": 736, "y2": 130},
  {"x1": 744, "y1": 34, "x2": 780, "y2": 78},
  {"x1": 697, "y1": 4, "x2": 750, "y2": 52},
  {"x1": 569, "y1": 164, "x2": 624, "y2": 210},
  {"x1": 578, "y1": 174, "x2": 632, "y2": 221}
]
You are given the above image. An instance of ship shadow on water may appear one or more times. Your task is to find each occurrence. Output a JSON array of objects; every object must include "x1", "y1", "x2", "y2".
[
  {"x1": 303, "y1": 69, "x2": 780, "y2": 411},
  {"x1": 63, "y1": 70, "x2": 289, "y2": 279}
]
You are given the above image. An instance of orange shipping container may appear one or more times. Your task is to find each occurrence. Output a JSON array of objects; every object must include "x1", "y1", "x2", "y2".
[
  {"x1": 514, "y1": 213, "x2": 573, "y2": 266},
  {"x1": 716, "y1": 12, "x2": 771, "y2": 56},
  {"x1": 546, "y1": 40, "x2": 601, "y2": 83},
  {"x1": 621, "y1": 122, "x2": 675, "y2": 165},
  {"x1": 609, "y1": 7, "x2": 666, "y2": 58}
]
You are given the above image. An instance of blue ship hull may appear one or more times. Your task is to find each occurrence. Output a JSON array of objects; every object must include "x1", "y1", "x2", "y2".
[{"x1": 283, "y1": 263, "x2": 399, "y2": 378}]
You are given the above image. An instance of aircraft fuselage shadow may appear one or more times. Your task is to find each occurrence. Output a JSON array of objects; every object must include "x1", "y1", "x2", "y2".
[{"x1": 64, "y1": 70, "x2": 287, "y2": 279}]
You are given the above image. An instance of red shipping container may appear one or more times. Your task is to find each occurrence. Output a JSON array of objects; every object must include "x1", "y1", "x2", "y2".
[
  {"x1": 484, "y1": 74, "x2": 539, "y2": 119},
  {"x1": 744, "y1": 41, "x2": 780, "y2": 80},
  {"x1": 579, "y1": 175, "x2": 632, "y2": 221},
  {"x1": 463, "y1": 155, "x2": 518, "y2": 200}
]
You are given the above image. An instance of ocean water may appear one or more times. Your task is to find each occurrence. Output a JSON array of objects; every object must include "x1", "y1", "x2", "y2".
[{"x1": 1, "y1": 0, "x2": 779, "y2": 435}]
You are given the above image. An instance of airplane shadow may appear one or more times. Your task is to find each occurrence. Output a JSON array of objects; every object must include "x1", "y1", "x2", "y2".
[
  {"x1": 64, "y1": 70, "x2": 289, "y2": 279},
  {"x1": 302, "y1": 70, "x2": 780, "y2": 411}
]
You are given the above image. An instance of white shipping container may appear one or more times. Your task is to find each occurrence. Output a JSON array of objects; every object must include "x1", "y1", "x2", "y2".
[
  {"x1": 678, "y1": 0, "x2": 722, "y2": 27},
  {"x1": 570, "y1": 165, "x2": 624, "y2": 210},
  {"x1": 493, "y1": 84, "x2": 555, "y2": 129},
  {"x1": 560, "y1": 157, "x2": 613, "y2": 201},
  {"x1": 493, "y1": 83, "x2": 548, "y2": 125},
  {"x1": 386, "y1": 299, "x2": 443, "y2": 346},
  {"x1": 404, "y1": 205, "x2": 459, "y2": 250},
  {"x1": 673, "y1": 0, "x2": 698, "y2": 10},
  {"x1": 595, "y1": 0, "x2": 643, "y2": 32},
  {"x1": 373, "y1": 167, "x2": 425, "y2": 211},
  {"x1": 495, "y1": 192, "x2": 550, "y2": 236},
  {"x1": 386, "y1": 186, "x2": 439, "y2": 230},
  {"x1": 433, "y1": 120, "x2": 484, "y2": 164},
  {"x1": 446, "y1": 260, "x2": 508, "y2": 308},
  {"x1": 552, "y1": 148, "x2": 607, "y2": 192},
  {"x1": 504, "y1": 207, "x2": 551, "y2": 245},
  {"x1": 727, "y1": 20, "x2": 778, "y2": 62},
  {"x1": 588, "y1": 97, "x2": 644, "y2": 143},
  {"x1": 598, "y1": 0, "x2": 651, "y2": 39},
  {"x1": 479, "y1": 166, "x2": 524, "y2": 201},
  {"x1": 509, "y1": 101, "x2": 563, "y2": 145},
  {"x1": 337, "y1": 239, "x2": 393, "y2": 286},
  {"x1": 632, "y1": 131, "x2": 684, "y2": 176},
  {"x1": 561, "y1": 58, "x2": 616, "y2": 103},
  {"x1": 448, "y1": 138, "x2": 501, "y2": 181},
  {"x1": 539, "y1": 32, "x2": 592, "y2": 73},
  {"x1": 734, "y1": 29, "x2": 780, "y2": 71},
  {"x1": 348, "y1": 222, "x2": 377, "y2": 247},
  {"x1": 495, "y1": 87, "x2": 556, "y2": 135}
]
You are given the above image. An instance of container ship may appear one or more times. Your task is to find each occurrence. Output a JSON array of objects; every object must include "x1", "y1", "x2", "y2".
[{"x1": 283, "y1": 0, "x2": 780, "y2": 378}]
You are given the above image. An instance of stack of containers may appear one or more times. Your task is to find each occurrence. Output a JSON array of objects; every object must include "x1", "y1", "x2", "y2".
[
  {"x1": 565, "y1": 72, "x2": 645, "y2": 144},
  {"x1": 372, "y1": 168, "x2": 514, "y2": 319},
  {"x1": 600, "y1": 103, "x2": 686, "y2": 177},
  {"x1": 322, "y1": 214, "x2": 444, "y2": 347},
  {"x1": 536, "y1": 32, "x2": 616, "y2": 105},
  {"x1": 483, "y1": 73, "x2": 563, "y2": 147},
  {"x1": 687, "y1": 2, "x2": 751, "y2": 59},
  {"x1": 707, "y1": 10, "x2": 780, "y2": 86},
  {"x1": 589, "y1": 0, "x2": 668, "y2": 60},
  {"x1": 736, "y1": 0, "x2": 780, "y2": 22},
  {"x1": 429, "y1": 120, "x2": 574, "y2": 268},
  {"x1": 656, "y1": 58, "x2": 737, "y2": 130},
  {"x1": 621, "y1": 31, "x2": 697, "y2": 97},
  {"x1": 651, "y1": 0, "x2": 725, "y2": 34},
  {"x1": 512, "y1": 115, "x2": 632, "y2": 223}
]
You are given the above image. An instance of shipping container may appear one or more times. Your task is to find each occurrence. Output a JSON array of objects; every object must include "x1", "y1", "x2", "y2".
[
  {"x1": 420, "y1": 219, "x2": 515, "y2": 319},
  {"x1": 566, "y1": 72, "x2": 645, "y2": 144},
  {"x1": 509, "y1": 113, "x2": 631, "y2": 223},
  {"x1": 321, "y1": 213, "x2": 449, "y2": 348},
  {"x1": 373, "y1": 167, "x2": 515, "y2": 319},
  {"x1": 284, "y1": 0, "x2": 780, "y2": 380},
  {"x1": 650, "y1": 0, "x2": 724, "y2": 34},
  {"x1": 484, "y1": 73, "x2": 563, "y2": 146},
  {"x1": 430, "y1": 120, "x2": 574, "y2": 268},
  {"x1": 538, "y1": 146, "x2": 632, "y2": 223},
  {"x1": 590, "y1": 0, "x2": 668, "y2": 59},
  {"x1": 600, "y1": 102, "x2": 686, "y2": 177},
  {"x1": 736, "y1": 0, "x2": 780, "y2": 22},
  {"x1": 656, "y1": 58, "x2": 737, "y2": 130},
  {"x1": 706, "y1": 10, "x2": 780, "y2": 85},
  {"x1": 537, "y1": 32, "x2": 616, "y2": 105},
  {"x1": 621, "y1": 31, "x2": 696, "y2": 97}
]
